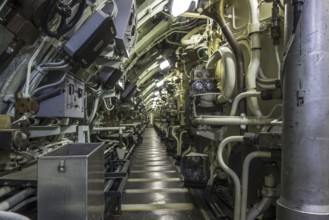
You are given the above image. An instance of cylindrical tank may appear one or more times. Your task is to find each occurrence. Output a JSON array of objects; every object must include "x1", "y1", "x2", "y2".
[{"x1": 277, "y1": 1, "x2": 329, "y2": 219}]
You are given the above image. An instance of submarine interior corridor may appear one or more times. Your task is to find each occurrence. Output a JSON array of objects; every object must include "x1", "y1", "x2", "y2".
[{"x1": 0, "y1": 0, "x2": 328, "y2": 219}]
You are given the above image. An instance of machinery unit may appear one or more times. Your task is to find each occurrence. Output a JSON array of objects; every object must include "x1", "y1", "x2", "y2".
[
  {"x1": 113, "y1": 0, "x2": 137, "y2": 57},
  {"x1": 98, "y1": 66, "x2": 123, "y2": 89},
  {"x1": 36, "y1": 74, "x2": 85, "y2": 118},
  {"x1": 121, "y1": 83, "x2": 136, "y2": 100},
  {"x1": 190, "y1": 68, "x2": 219, "y2": 95},
  {"x1": 64, "y1": 10, "x2": 116, "y2": 67},
  {"x1": 38, "y1": 143, "x2": 105, "y2": 220}
]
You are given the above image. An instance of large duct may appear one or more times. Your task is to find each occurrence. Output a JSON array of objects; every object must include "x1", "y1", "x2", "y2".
[{"x1": 277, "y1": 1, "x2": 329, "y2": 219}]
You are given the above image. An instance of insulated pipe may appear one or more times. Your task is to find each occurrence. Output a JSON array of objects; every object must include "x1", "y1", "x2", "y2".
[
  {"x1": 179, "y1": 131, "x2": 187, "y2": 156},
  {"x1": 277, "y1": 1, "x2": 329, "y2": 219},
  {"x1": 9, "y1": 196, "x2": 37, "y2": 212},
  {"x1": 230, "y1": 91, "x2": 261, "y2": 116},
  {"x1": 246, "y1": 197, "x2": 274, "y2": 220},
  {"x1": 0, "y1": 188, "x2": 35, "y2": 211},
  {"x1": 93, "y1": 127, "x2": 126, "y2": 131},
  {"x1": 217, "y1": 136, "x2": 244, "y2": 220},
  {"x1": 140, "y1": 82, "x2": 156, "y2": 98},
  {"x1": 241, "y1": 151, "x2": 272, "y2": 220},
  {"x1": 193, "y1": 116, "x2": 280, "y2": 126},
  {"x1": 283, "y1": 0, "x2": 293, "y2": 47},
  {"x1": 181, "y1": 26, "x2": 205, "y2": 46},
  {"x1": 0, "y1": 211, "x2": 30, "y2": 220},
  {"x1": 136, "y1": 67, "x2": 160, "y2": 87},
  {"x1": 245, "y1": 0, "x2": 262, "y2": 116},
  {"x1": 201, "y1": 1, "x2": 246, "y2": 115},
  {"x1": 207, "y1": 46, "x2": 236, "y2": 104}
]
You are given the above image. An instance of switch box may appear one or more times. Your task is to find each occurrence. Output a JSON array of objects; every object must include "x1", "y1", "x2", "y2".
[{"x1": 36, "y1": 75, "x2": 85, "y2": 118}]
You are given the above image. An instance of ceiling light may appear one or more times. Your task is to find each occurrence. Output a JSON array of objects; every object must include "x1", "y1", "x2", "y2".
[
  {"x1": 170, "y1": 0, "x2": 198, "y2": 17},
  {"x1": 159, "y1": 60, "x2": 170, "y2": 70}
]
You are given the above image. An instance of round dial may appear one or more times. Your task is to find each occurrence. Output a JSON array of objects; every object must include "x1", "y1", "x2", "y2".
[{"x1": 193, "y1": 81, "x2": 204, "y2": 92}]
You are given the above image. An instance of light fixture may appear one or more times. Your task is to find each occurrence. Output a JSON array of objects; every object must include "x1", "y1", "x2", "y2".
[
  {"x1": 170, "y1": 0, "x2": 198, "y2": 17},
  {"x1": 156, "y1": 79, "x2": 165, "y2": 87},
  {"x1": 159, "y1": 60, "x2": 170, "y2": 70}
]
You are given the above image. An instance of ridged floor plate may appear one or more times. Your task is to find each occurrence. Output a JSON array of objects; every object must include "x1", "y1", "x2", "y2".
[{"x1": 110, "y1": 128, "x2": 210, "y2": 220}]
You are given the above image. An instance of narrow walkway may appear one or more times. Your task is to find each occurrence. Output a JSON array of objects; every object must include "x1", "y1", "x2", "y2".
[{"x1": 114, "y1": 128, "x2": 209, "y2": 220}]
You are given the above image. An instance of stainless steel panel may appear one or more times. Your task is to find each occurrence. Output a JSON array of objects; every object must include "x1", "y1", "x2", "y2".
[{"x1": 38, "y1": 143, "x2": 104, "y2": 220}]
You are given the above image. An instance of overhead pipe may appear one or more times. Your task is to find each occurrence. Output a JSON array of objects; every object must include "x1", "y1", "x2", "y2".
[
  {"x1": 217, "y1": 136, "x2": 244, "y2": 220},
  {"x1": 277, "y1": 1, "x2": 329, "y2": 219},
  {"x1": 180, "y1": 25, "x2": 206, "y2": 46},
  {"x1": 136, "y1": 67, "x2": 160, "y2": 87},
  {"x1": 241, "y1": 151, "x2": 272, "y2": 220},
  {"x1": 201, "y1": 1, "x2": 247, "y2": 115}
]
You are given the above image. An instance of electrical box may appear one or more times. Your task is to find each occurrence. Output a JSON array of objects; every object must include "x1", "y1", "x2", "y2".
[
  {"x1": 181, "y1": 153, "x2": 209, "y2": 188},
  {"x1": 36, "y1": 75, "x2": 85, "y2": 118},
  {"x1": 38, "y1": 143, "x2": 105, "y2": 220},
  {"x1": 64, "y1": 10, "x2": 116, "y2": 67},
  {"x1": 115, "y1": 75, "x2": 126, "y2": 91},
  {"x1": 113, "y1": 0, "x2": 137, "y2": 57},
  {"x1": 98, "y1": 66, "x2": 123, "y2": 88},
  {"x1": 190, "y1": 68, "x2": 218, "y2": 94},
  {"x1": 121, "y1": 83, "x2": 136, "y2": 100}
]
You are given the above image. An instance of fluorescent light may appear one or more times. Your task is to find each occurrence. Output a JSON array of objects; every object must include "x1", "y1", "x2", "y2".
[
  {"x1": 170, "y1": 0, "x2": 198, "y2": 17},
  {"x1": 156, "y1": 80, "x2": 165, "y2": 87},
  {"x1": 159, "y1": 60, "x2": 170, "y2": 70}
]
